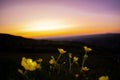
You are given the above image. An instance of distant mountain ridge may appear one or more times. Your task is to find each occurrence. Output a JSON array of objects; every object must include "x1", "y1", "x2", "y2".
[
  {"x1": 48, "y1": 33, "x2": 120, "y2": 53},
  {"x1": 46, "y1": 33, "x2": 120, "y2": 41}
]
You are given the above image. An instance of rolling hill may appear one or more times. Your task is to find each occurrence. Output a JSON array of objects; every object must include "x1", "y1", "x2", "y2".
[
  {"x1": 0, "y1": 33, "x2": 120, "y2": 54},
  {"x1": 0, "y1": 33, "x2": 85, "y2": 53},
  {"x1": 46, "y1": 33, "x2": 120, "y2": 54}
]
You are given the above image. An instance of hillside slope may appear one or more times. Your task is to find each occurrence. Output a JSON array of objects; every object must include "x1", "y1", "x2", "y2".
[
  {"x1": 0, "y1": 33, "x2": 85, "y2": 53},
  {"x1": 48, "y1": 33, "x2": 120, "y2": 54}
]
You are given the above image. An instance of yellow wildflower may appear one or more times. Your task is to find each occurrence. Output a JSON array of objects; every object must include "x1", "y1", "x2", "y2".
[
  {"x1": 49, "y1": 59, "x2": 55, "y2": 65},
  {"x1": 98, "y1": 76, "x2": 109, "y2": 80},
  {"x1": 73, "y1": 56, "x2": 79, "y2": 62},
  {"x1": 75, "y1": 74, "x2": 79, "y2": 78},
  {"x1": 58, "y1": 48, "x2": 66, "y2": 54},
  {"x1": 84, "y1": 46, "x2": 92, "y2": 52},
  {"x1": 69, "y1": 53, "x2": 72, "y2": 58},
  {"x1": 21, "y1": 57, "x2": 39, "y2": 71},
  {"x1": 37, "y1": 58, "x2": 43, "y2": 62},
  {"x1": 82, "y1": 66, "x2": 89, "y2": 71}
]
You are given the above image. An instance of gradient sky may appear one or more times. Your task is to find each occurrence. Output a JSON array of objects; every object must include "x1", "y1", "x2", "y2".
[{"x1": 0, "y1": 0, "x2": 120, "y2": 38}]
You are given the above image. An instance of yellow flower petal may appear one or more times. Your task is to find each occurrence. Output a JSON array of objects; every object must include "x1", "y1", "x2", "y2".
[
  {"x1": 73, "y1": 56, "x2": 79, "y2": 62},
  {"x1": 84, "y1": 46, "x2": 92, "y2": 52},
  {"x1": 49, "y1": 59, "x2": 55, "y2": 65},
  {"x1": 82, "y1": 66, "x2": 89, "y2": 71},
  {"x1": 26, "y1": 59, "x2": 33, "y2": 64},
  {"x1": 36, "y1": 64, "x2": 41, "y2": 69},
  {"x1": 98, "y1": 76, "x2": 109, "y2": 80},
  {"x1": 21, "y1": 57, "x2": 39, "y2": 71},
  {"x1": 58, "y1": 48, "x2": 66, "y2": 54}
]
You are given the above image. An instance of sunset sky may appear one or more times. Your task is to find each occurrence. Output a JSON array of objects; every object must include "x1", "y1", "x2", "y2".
[{"x1": 0, "y1": 0, "x2": 120, "y2": 38}]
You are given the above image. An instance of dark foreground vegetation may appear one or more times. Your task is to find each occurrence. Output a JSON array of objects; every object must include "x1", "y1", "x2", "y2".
[
  {"x1": 0, "y1": 53, "x2": 120, "y2": 80},
  {"x1": 0, "y1": 33, "x2": 120, "y2": 80}
]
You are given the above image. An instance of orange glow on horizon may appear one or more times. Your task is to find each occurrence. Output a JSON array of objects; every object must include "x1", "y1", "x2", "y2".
[
  {"x1": 3, "y1": 26, "x2": 118, "y2": 39},
  {"x1": 1, "y1": 20, "x2": 119, "y2": 38}
]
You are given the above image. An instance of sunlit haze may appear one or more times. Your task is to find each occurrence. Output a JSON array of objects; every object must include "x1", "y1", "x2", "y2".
[{"x1": 0, "y1": 0, "x2": 120, "y2": 38}]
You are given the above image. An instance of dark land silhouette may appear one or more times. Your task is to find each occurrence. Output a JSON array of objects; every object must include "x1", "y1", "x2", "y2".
[
  {"x1": 0, "y1": 33, "x2": 120, "y2": 80},
  {"x1": 0, "y1": 33, "x2": 120, "y2": 54}
]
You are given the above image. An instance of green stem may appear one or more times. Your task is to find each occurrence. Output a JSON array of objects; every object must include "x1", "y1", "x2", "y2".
[
  {"x1": 69, "y1": 57, "x2": 72, "y2": 73},
  {"x1": 23, "y1": 71, "x2": 29, "y2": 80},
  {"x1": 58, "y1": 64, "x2": 61, "y2": 74},
  {"x1": 49, "y1": 65, "x2": 52, "y2": 76},
  {"x1": 56, "y1": 54, "x2": 62, "y2": 63},
  {"x1": 81, "y1": 56, "x2": 86, "y2": 68},
  {"x1": 81, "y1": 51, "x2": 88, "y2": 71}
]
